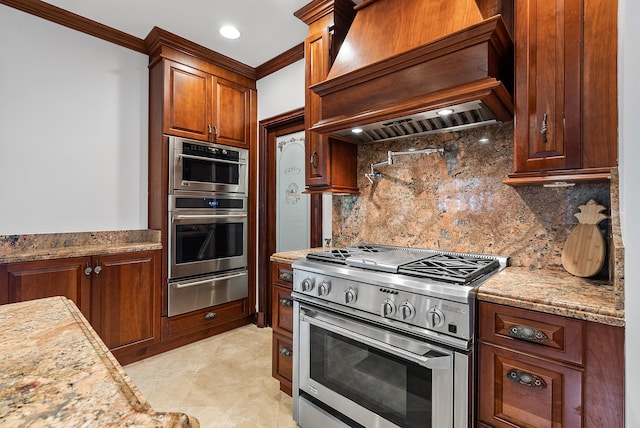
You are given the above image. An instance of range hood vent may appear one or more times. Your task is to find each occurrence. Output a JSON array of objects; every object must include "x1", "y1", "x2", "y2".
[{"x1": 309, "y1": 0, "x2": 514, "y2": 144}]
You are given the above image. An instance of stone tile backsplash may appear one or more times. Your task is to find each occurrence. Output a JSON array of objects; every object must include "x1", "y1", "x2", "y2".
[{"x1": 331, "y1": 122, "x2": 611, "y2": 273}]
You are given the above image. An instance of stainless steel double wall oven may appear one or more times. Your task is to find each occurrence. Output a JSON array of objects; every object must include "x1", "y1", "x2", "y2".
[{"x1": 167, "y1": 136, "x2": 249, "y2": 317}]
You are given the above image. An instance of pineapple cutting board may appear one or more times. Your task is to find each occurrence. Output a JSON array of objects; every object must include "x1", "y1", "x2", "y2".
[{"x1": 561, "y1": 199, "x2": 608, "y2": 277}]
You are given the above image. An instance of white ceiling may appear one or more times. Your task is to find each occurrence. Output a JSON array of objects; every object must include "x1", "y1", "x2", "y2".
[{"x1": 42, "y1": 0, "x2": 313, "y2": 68}]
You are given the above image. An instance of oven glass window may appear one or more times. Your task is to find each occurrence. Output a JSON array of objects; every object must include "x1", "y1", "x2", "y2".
[
  {"x1": 183, "y1": 157, "x2": 239, "y2": 186},
  {"x1": 309, "y1": 325, "x2": 433, "y2": 428},
  {"x1": 175, "y1": 222, "x2": 243, "y2": 264}
]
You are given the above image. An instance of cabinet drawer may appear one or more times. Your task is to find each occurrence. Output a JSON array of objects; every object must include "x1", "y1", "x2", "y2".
[
  {"x1": 478, "y1": 342, "x2": 583, "y2": 428},
  {"x1": 479, "y1": 302, "x2": 584, "y2": 365},
  {"x1": 272, "y1": 284, "x2": 294, "y2": 335},
  {"x1": 163, "y1": 298, "x2": 248, "y2": 339},
  {"x1": 271, "y1": 262, "x2": 293, "y2": 290},
  {"x1": 272, "y1": 332, "x2": 293, "y2": 388}
]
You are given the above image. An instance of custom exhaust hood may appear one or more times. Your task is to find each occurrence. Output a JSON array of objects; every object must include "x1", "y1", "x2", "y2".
[{"x1": 309, "y1": 0, "x2": 514, "y2": 144}]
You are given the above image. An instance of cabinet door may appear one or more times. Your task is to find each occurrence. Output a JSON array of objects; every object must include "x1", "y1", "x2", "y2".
[
  {"x1": 271, "y1": 284, "x2": 294, "y2": 336},
  {"x1": 305, "y1": 29, "x2": 331, "y2": 188},
  {"x1": 163, "y1": 60, "x2": 213, "y2": 141},
  {"x1": 0, "y1": 257, "x2": 92, "y2": 321},
  {"x1": 272, "y1": 332, "x2": 293, "y2": 395},
  {"x1": 478, "y1": 342, "x2": 583, "y2": 428},
  {"x1": 513, "y1": 0, "x2": 582, "y2": 172},
  {"x1": 92, "y1": 251, "x2": 160, "y2": 352},
  {"x1": 215, "y1": 78, "x2": 251, "y2": 147}
]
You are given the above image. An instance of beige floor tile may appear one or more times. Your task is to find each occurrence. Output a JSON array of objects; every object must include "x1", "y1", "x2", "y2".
[{"x1": 124, "y1": 324, "x2": 297, "y2": 428}]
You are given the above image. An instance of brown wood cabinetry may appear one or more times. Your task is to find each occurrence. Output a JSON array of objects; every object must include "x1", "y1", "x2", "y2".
[
  {"x1": 0, "y1": 250, "x2": 161, "y2": 365},
  {"x1": 162, "y1": 59, "x2": 252, "y2": 147},
  {"x1": 506, "y1": 0, "x2": 618, "y2": 185},
  {"x1": 477, "y1": 301, "x2": 624, "y2": 427},
  {"x1": 270, "y1": 261, "x2": 294, "y2": 395},
  {"x1": 296, "y1": 0, "x2": 358, "y2": 193}
]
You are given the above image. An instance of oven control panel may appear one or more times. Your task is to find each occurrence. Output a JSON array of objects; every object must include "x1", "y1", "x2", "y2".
[{"x1": 293, "y1": 269, "x2": 472, "y2": 341}]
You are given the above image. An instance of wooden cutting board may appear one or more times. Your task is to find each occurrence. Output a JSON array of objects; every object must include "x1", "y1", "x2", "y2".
[{"x1": 561, "y1": 199, "x2": 608, "y2": 277}]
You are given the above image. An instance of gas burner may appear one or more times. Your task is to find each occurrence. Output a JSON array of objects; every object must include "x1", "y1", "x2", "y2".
[
  {"x1": 308, "y1": 245, "x2": 387, "y2": 263},
  {"x1": 398, "y1": 253, "x2": 499, "y2": 284}
]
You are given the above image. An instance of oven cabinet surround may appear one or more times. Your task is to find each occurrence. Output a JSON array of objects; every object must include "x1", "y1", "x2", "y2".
[
  {"x1": 147, "y1": 36, "x2": 257, "y2": 353},
  {"x1": 477, "y1": 301, "x2": 624, "y2": 427},
  {"x1": 294, "y1": 0, "x2": 358, "y2": 193},
  {"x1": 0, "y1": 250, "x2": 161, "y2": 365},
  {"x1": 505, "y1": 0, "x2": 618, "y2": 185},
  {"x1": 160, "y1": 59, "x2": 252, "y2": 148},
  {"x1": 270, "y1": 261, "x2": 295, "y2": 395}
]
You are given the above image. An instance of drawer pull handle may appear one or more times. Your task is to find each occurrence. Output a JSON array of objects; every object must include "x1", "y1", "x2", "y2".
[
  {"x1": 310, "y1": 151, "x2": 319, "y2": 169},
  {"x1": 508, "y1": 325, "x2": 549, "y2": 343},
  {"x1": 279, "y1": 347, "x2": 292, "y2": 357},
  {"x1": 507, "y1": 369, "x2": 547, "y2": 389},
  {"x1": 204, "y1": 312, "x2": 217, "y2": 320},
  {"x1": 278, "y1": 272, "x2": 293, "y2": 283},
  {"x1": 540, "y1": 113, "x2": 548, "y2": 143},
  {"x1": 279, "y1": 298, "x2": 293, "y2": 307}
]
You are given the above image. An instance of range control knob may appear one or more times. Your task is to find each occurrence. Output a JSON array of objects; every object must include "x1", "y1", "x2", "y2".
[
  {"x1": 428, "y1": 307, "x2": 445, "y2": 328},
  {"x1": 301, "y1": 278, "x2": 314, "y2": 292},
  {"x1": 398, "y1": 302, "x2": 415, "y2": 320},
  {"x1": 381, "y1": 299, "x2": 396, "y2": 317},
  {"x1": 344, "y1": 288, "x2": 357, "y2": 304},
  {"x1": 318, "y1": 281, "x2": 331, "y2": 296}
]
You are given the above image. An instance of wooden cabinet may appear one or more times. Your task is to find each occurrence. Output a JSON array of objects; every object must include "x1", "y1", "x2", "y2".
[
  {"x1": 162, "y1": 59, "x2": 252, "y2": 147},
  {"x1": 270, "y1": 261, "x2": 294, "y2": 395},
  {"x1": 0, "y1": 257, "x2": 92, "y2": 320},
  {"x1": 478, "y1": 301, "x2": 624, "y2": 428},
  {"x1": 296, "y1": 0, "x2": 358, "y2": 193},
  {"x1": 506, "y1": 0, "x2": 618, "y2": 185},
  {"x1": 0, "y1": 250, "x2": 162, "y2": 364}
]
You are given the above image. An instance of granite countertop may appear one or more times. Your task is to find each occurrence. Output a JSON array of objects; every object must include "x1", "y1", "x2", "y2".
[
  {"x1": 478, "y1": 267, "x2": 624, "y2": 327},
  {"x1": 0, "y1": 296, "x2": 198, "y2": 427},
  {"x1": 0, "y1": 230, "x2": 162, "y2": 264},
  {"x1": 269, "y1": 247, "x2": 325, "y2": 264}
]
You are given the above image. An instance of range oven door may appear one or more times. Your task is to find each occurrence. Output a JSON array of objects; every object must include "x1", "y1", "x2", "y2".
[
  {"x1": 168, "y1": 198, "x2": 247, "y2": 280},
  {"x1": 296, "y1": 304, "x2": 467, "y2": 428},
  {"x1": 169, "y1": 136, "x2": 248, "y2": 195}
]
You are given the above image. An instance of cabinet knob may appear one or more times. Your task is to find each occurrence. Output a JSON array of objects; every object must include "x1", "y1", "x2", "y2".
[
  {"x1": 279, "y1": 298, "x2": 293, "y2": 307},
  {"x1": 279, "y1": 347, "x2": 292, "y2": 357},
  {"x1": 93, "y1": 262, "x2": 102, "y2": 275},
  {"x1": 278, "y1": 272, "x2": 293, "y2": 283},
  {"x1": 507, "y1": 325, "x2": 549, "y2": 343},
  {"x1": 506, "y1": 369, "x2": 547, "y2": 389},
  {"x1": 310, "y1": 151, "x2": 318, "y2": 169},
  {"x1": 84, "y1": 262, "x2": 93, "y2": 276},
  {"x1": 540, "y1": 113, "x2": 548, "y2": 143}
]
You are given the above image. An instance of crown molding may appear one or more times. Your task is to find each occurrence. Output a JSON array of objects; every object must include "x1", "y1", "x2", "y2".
[{"x1": 256, "y1": 43, "x2": 304, "y2": 80}]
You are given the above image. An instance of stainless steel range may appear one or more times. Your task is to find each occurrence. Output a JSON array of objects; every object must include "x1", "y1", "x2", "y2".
[{"x1": 291, "y1": 245, "x2": 509, "y2": 428}]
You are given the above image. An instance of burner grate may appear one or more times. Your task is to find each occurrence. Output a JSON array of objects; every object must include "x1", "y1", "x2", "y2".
[
  {"x1": 398, "y1": 253, "x2": 499, "y2": 284},
  {"x1": 307, "y1": 245, "x2": 386, "y2": 263}
]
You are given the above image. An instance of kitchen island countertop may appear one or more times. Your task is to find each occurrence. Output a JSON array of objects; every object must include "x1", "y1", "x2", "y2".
[{"x1": 0, "y1": 296, "x2": 198, "y2": 427}]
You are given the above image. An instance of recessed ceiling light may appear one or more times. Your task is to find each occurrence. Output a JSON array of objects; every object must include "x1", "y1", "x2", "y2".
[
  {"x1": 436, "y1": 108, "x2": 454, "y2": 116},
  {"x1": 219, "y1": 25, "x2": 240, "y2": 39},
  {"x1": 352, "y1": 128, "x2": 363, "y2": 134}
]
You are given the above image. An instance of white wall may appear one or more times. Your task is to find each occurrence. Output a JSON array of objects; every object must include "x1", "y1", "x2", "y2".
[
  {"x1": 257, "y1": 60, "x2": 305, "y2": 121},
  {"x1": 620, "y1": 0, "x2": 640, "y2": 426},
  {"x1": 0, "y1": 5, "x2": 149, "y2": 236}
]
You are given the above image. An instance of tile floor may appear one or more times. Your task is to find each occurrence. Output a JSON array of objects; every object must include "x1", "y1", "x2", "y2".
[{"x1": 124, "y1": 324, "x2": 298, "y2": 428}]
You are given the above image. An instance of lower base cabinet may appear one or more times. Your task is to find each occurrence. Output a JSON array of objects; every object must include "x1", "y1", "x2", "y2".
[
  {"x1": 477, "y1": 301, "x2": 624, "y2": 428},
  {"x1": 270, "y1": 261, "x2": 294, "y2": 395},
  {"x1": 0, "y1": 250, "x2": 161, "y2": 365}
]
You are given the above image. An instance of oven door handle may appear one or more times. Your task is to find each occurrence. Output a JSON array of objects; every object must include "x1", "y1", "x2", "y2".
[
  {"x1": 178, "y1": 153, "x2": 246, "y2": 165},
  {"x1": 172, "y1": 214, "x2": 248, "y2": 221},
  {"x1": 172, "y1": 271, "x2": 248, "y2": 289},
  {"x1": 301, "y1": 310, "x2": 452, "y2": 370}
]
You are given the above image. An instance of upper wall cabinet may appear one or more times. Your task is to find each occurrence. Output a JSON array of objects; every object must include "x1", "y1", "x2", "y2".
[
  {"x1": 162, "y1": 60, "x2": 252, "y2": 147},
  {"x1": 505, "y1": 0, "x2": 618, "y2": 185},
  {"x1": 296, "y1": 0, "x2": 358, "y2": 194}
]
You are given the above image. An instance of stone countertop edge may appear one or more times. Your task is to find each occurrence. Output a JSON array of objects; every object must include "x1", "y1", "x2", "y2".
[
  {"x1": 0, "y1": 230, "x2": 162, "y2": 264},
  {"x1": 0, "y1": 296, "x2": 199, "y2": 428},
  {"x1": 270, "y1": 247, "x2": 327, "y2": 264}
]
